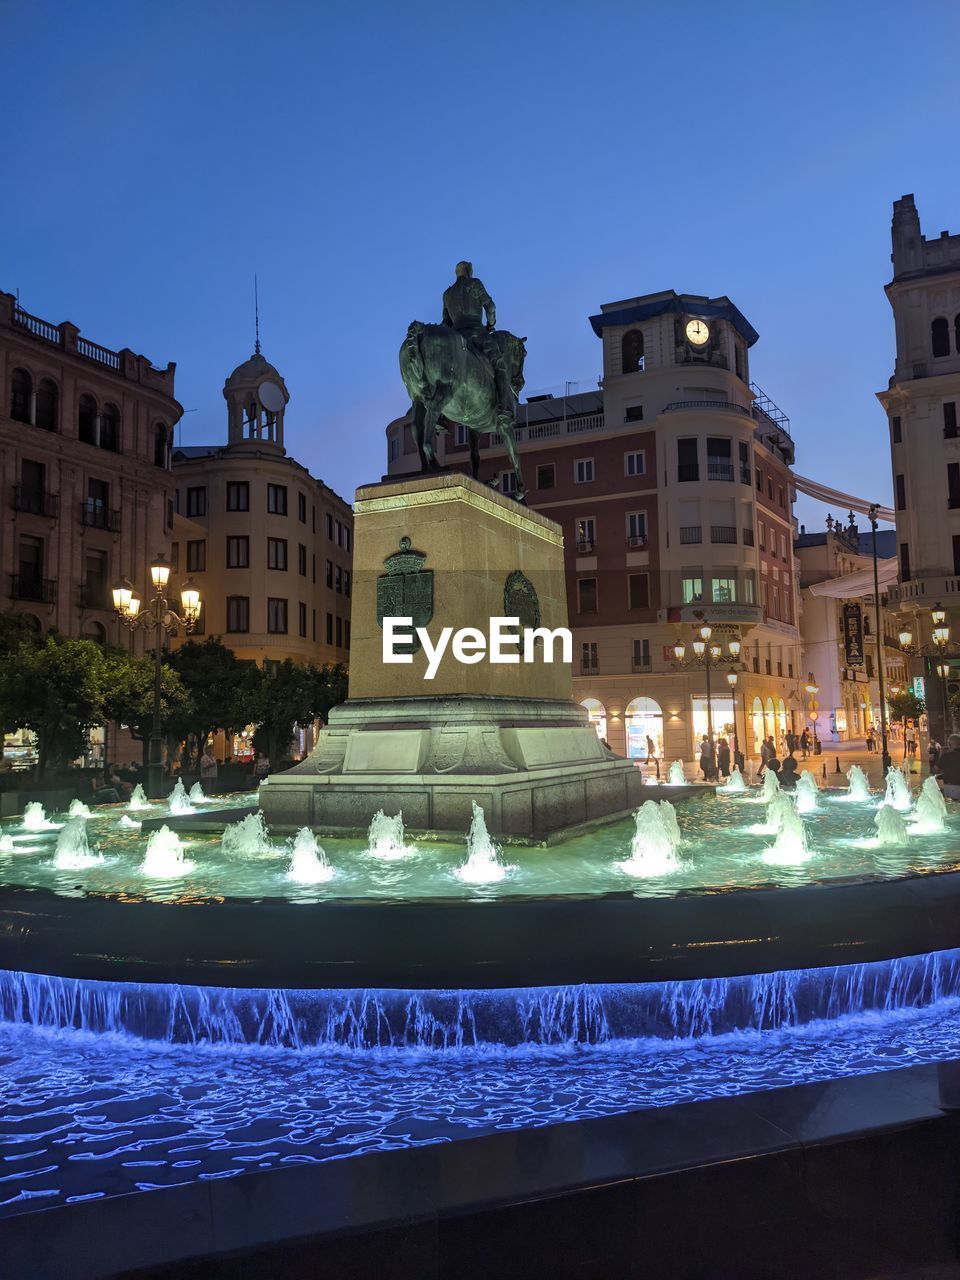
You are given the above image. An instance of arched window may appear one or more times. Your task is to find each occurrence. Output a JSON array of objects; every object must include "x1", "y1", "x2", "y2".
[
  {"x1": 751, "y1": 696, "x2": 765, "y2": 754},
  {"x1": 621, "y1": 329, "x2": 644, "y2": 374},
  {"x1": 100, "y1": 402, "x2": 120, "y2": 452},
  {"x1": 764, "y1": 696, "x2": 776, "y2": 740},
  {"x1": 78, "y1": 393, "x2": 97, "y2": 444},
  {"x1": 580, "y1": 697, "x2": 607, "y2": 742},
  {"x1": 777, "y1": 697, "x2": 787, "y2": 737},
  {"x1": 35, "y1": 378, "x2": 59, "y2": 431},
  {"x1": 932, "y1": 317, "x2": 950, "y2": 358},
  {"x1": 10, "y1": 368, "x2": 32, "y2": 424},
  {"x1": 624, "y1": 696, "x2": 663, "y2": 759},
  {"x1": 154, "y1": 423, "x2": 170, "y2": 469},
  {"x1": 83, "y1": 621, "x2": 107, "y2": 645}
]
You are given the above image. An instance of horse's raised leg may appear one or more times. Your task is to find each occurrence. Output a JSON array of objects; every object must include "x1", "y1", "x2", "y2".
[
  {"x1": 411, "y1": 400, "x2": 430, "y2": 472},
  {"x1": 469, "y1": 431, "x2": 481, "y2": 480},
  {"x1": 421, "y1": 393, "x2": 445, "y2": 473},
  {"x1": 499, "y1": 424, "x2": 526, "y2": 503}
]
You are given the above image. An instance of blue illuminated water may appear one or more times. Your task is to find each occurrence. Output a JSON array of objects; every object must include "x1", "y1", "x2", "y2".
[{"x1": 2, "y1": 952, "x2": 960, "y2": 1218}]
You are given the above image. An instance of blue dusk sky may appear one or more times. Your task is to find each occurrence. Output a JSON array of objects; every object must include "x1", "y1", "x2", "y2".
[{"x1": 3, "y1": 0, "x2": 958, "y2": 529}]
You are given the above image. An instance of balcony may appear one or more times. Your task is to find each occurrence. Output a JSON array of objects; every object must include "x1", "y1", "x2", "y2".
[
  {"x1": 11, "y1": 574, "x2": 56, "y2": 603},
  {"x1": 707, "y1": 459, "x2": 735, "y2": 482},
  {"x1": 679, "y1": 526, "x2": 702, "y2": 544},
  {"x1": 632, "y1": 658, "x2": 652, "y2": 673},
  {"x1": 580, "y1": 661, "x2": 599, "y2": 675},
  {"x1": 710, "y1": 525, "x2": 738, "y2": 544},
  {"x1": 80, "y1": 501, "x2": 120, "y2": 532},
  {"x1": 576, "y1": 539, "x2": 596, "y2": 553},
  {"x1": 664, "y1": 400, "x2": 749, "y2": 416},
  {"x1": 13, "y1": 485, "x2": 59, "y2": 518},
  {"x1": 627, "y1": 534, "x2": 647, "y2": 548}
]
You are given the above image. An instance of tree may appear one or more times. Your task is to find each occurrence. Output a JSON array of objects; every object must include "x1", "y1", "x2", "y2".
[
  {"x1": 0, "y1": 636, "x2": 106, "y2": 777},
  {"x1": 101, "y1": 650, "x2": 192, "y2": 762},
  {"x1": 249, "y1": 661, "x2": 347, "y2": 768},
  {"x1": 166, "y1": 638, "x2": 259, "y2": 749},
  {"x1": 888, "y1": 688, "x2": 925, "y2": 726}
]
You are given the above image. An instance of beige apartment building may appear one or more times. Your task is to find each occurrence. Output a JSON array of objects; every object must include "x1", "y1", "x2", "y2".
[
  {"x1": 878, "y1": 194, "x2": 960, "y2": 738},
  {"x1": 386, "y1": 289, "x2": 804, "y2": 765},
  {"x1": 0, "y1": 288, "x2": 179, "y2": 647},
  {"x1": 170, "y1": 347, "x2": 353, "y2": 668}
]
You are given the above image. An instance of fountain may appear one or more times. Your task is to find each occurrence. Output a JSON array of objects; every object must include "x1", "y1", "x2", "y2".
[
  {"x1": 53, "y1": 818, "x2": 103, "y2": 869},
  {"x1": 188, "y1": 781, "x2": 206, "y2": 805},
  {"x1": 140, "y1": 826, "x2": 195, "y2": 878},
  {"x1": 21, "y1": 802, "x2": 57, "y2": 832},
  {"x1": 167, "y1": 779, "x2": 196, "y2": 816},
  {"x1": 716, "y1": 766, "x2": 747, "y2": 794},
  {"x1": 366, "y1": 810, "x2": 415, "y2": 860},
  {"x1": 910, "y1": 776, "x2": 948, "y2": 834},
  {"x1": 875, "y1": 804, "x2": 909, "y2": 846},
  {"x1": 667, "y1": 761, "x2": 686, "y2": 786},
  {"x1": 286, "y1": 828, "x2": 335, "y2": 884},
  {"x1": 761, "y1": 768, "x2": 781, "y2": 800},
  {"x1": 128, "y1": 784, "x2": 150, "y2": 810},
  {"x1": 884, "y1": 767, "x2": 913, "y2": 813},
  {"x1": 617, "y1": 801, "x2": 683, "y2": 877},
  {"x1": 222, "y1": 812, "x2": 273, "y2": 856},
  {"x1": 454, "y1": 802, "x2": 512, "y2": 884},
  {"x1": 843, "y1": 765, "x2": 872, "y2": 803},
  {"x1": 0, "y1": 834, "x2": 14, "y2": 853},
  {"x1": 119, "y1": 815, "x2": 141, "y2": 830},
  {"x1": 68, "y1": 799, "x2": 92, "y2": 819},
  {"x1": 794, "y1": 771, "x2": 820, "y2": 815},
  {"x1": 761, "y1": 803, "x2": 813, "y2": 865}
]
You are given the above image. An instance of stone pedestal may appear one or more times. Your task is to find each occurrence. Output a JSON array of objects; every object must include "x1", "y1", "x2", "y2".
[{"x1": 259, "y1": 473, "x2": 644, "y2": 837}]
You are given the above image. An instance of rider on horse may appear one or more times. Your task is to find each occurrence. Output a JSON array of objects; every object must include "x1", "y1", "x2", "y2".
[{"x1": 441, "y1": 262, "x2": 515, "y2": 432}]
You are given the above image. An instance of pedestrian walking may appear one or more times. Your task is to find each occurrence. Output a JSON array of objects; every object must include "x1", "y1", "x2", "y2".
[{"x1": 717, "y1": 737, "x2": 731, "y2": 779}]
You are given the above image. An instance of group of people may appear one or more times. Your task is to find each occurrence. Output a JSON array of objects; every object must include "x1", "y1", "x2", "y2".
[
  {"x1": 755, "y1": 736, "x2": 803, "y2": 790},
  {"x1": 697, "y1": 735, "x2": 743, "y2": 782},
  {"x1": 87, "y1": 762, "x2": 144, "y2": 805}
]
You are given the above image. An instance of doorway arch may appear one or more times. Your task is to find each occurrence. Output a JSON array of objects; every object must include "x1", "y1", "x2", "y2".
[{"x1": 624, "y1": 696, "x2": 663, "y2": 759}]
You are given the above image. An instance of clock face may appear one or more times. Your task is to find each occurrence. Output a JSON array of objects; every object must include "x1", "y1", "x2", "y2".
[{"x1": 685, "y1": 318, "x2": 710, "y2": 346}]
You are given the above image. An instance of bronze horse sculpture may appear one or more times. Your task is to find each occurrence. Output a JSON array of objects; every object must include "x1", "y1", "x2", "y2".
[{"x1": 399, "y1": 322, "x2": 528, "y2": 501}]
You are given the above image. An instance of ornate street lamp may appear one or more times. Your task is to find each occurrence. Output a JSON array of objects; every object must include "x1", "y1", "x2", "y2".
[
  {"x1": 113, "y1": 554, "x2": 201, "y2": 798},
  {"x1": 672, "y1": 623, "x2": 742, "y2": 777},
  {"x1": 897, "y1": 601, "x2": 959, "y2": 744}
]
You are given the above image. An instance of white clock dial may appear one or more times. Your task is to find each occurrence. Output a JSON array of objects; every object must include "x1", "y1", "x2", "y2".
[{"x1": 685, "y1": 319, "x2": 710, "y2": 346}]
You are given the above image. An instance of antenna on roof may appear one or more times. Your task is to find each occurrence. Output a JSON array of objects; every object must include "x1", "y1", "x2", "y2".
[{"x1": 254, "y1": 275, "x2": 261, "y2": 355}]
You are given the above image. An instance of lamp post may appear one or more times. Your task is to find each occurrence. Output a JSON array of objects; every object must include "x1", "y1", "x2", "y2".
[
  {"x1": 867, "y1": 504, "x2": 892, "y2": 773},
  {"x1": 672, "y1": 622, "x2": 742, "y2": 778},
  {"x1": 898, "y1": 603, "x2": 957, "y2": 746},
  {"x1": 804, "y1": 676, "x2": 820, "y2": 754},
  {"x1": 113, "y1": 554, "x2": 201, "y2": 799}
]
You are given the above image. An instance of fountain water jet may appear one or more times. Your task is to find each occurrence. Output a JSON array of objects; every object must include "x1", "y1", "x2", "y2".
[
  {"x1": 188, "y1": 782, "x2": 207, "y2": 805},
  {"x1": 884, "y1": 767, "x2": 913, "y2": 812},
  {"x1": 53, "y1": 818, "x2": 103, "y2": 869},
  {"x1": 119, "y1": 815, "x2": 141, "y2": 830},
  {"x1": 222, "y1": 812, "x2": 273, "y2": 856},
  {"x1": 875, "y1": 804, "x2": 909, "y2": 846},
  {"x1": 68, "y1": 799, "x2": 91, "y2": 819},
  {"x1": 910, "y1": 776, "x2": 948, "y2": 834},
  {"x1": 454, "y1": 802, "x2": 512, "y2": 884},
  {"x1": 167, "y1": 779, "x2": 196, "y2": 816},
  {"x1": 367, "y1": 810, "x2": 415, "y2": 860},
  {"x1": 762, "y1": 804, "x2": 813, "y2": 865},
  {"x1": 795, "y1": 771, "x2": 820, "y2": 814},
  {"x1": 761, "y1": 768, "x2": 781, "y2": 801},
  {"x1": 127, "y1": 784, "x2": 150, "y2": 810},
  {"x1": 716, "y1": 766, "x2": 747, "y2": 794},
  {"x1": 286, "y1": 828, "x2": 334, "y2": 884},
  {"x1": 140, "y1": 825, "x2": 195, "y2": 878},
  {"x1": 843, "y1": 765, "x2": 872, "y2": 803},
  {"x1": 617, "y1": 801, "x2": 683, "y2": 877},
  {"x1": 667, "y1": 761, "x2": 686, "y2": 786},
  {"x1": 0, "y1": 835, "x2": 14, "y2": 853},
  {"x1": 21, "y1": 802, "x2": 57, "y2": 832}
]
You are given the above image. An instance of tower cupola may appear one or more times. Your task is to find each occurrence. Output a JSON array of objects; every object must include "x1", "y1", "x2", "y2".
[{"x1": 223, "y1": 350, "x2": 289, "y2": 452}]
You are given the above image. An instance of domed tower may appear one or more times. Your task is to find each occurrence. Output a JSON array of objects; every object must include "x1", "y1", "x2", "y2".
[{"x1": 223, "y1": 350, "x2": 290, "y2": 453}]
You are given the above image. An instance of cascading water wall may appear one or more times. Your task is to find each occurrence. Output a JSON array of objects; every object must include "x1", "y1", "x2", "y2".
[{"x1": 0, "y1": 948, "x2": 959, "y2": 1049}]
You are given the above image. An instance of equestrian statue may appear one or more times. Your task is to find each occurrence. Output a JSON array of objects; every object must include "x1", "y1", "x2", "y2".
[{"x1": 399, "y1": 262, "x2": 527, "y2": 501}]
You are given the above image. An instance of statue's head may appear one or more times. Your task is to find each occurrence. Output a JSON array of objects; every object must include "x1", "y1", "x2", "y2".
[{"x1": 455, "y1": 260, "x2": 473, "y2": 279}]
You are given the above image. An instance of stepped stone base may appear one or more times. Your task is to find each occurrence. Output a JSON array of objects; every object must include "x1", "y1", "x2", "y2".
[{"x1": 258, "y1": 696, "x2": 645, "y2": 838}]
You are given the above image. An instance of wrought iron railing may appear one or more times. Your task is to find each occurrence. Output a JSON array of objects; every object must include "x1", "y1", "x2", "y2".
[{"x1": 13, "y1": 485, "x2": 59, "y2": 518}]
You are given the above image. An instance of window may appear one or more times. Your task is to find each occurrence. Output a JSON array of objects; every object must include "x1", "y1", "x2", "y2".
[
  {"x1": 326, "y1": 560, "x2": 334, "y2": 588},
  {"x1": 778, "y1": 484, "x2": 785, "y2": 508},
  {"x1": 537, "y1": 464, "x2": 555, "y2": 489},
  {"x1": 949, "y1": 463, "x2": 960, "y2": 509},
  {"x1": 226, "y1": 481, "x2": 249, "y2": 511},
  {"x1": 758, "y1": 521, "x2": 766, "y2": 551},
  {"x1": 627, "y1": 512, "x2": 646, "y2": 544},
  {"x1": 743, "y1": 525, "x2": 755, "y2": 547},
  {"x1": 389, "y1": 436, "x2": 400, "y2": 461},
  {"x1": 933, "y1": 317, "x2": 950, "y2": 358},
  {"x1": 500, "y1": 471, "x2": 518, "y2": 495},
  {"x1": 342, "y1": 526, "x2": 351, "y2": 552},
  {"x1": 325, "y1": 513, "x2": 334, "y2": 539},
  {"x1": 345, "y1": 620, "x2": 351, "y2": 650},
  {"x1": 267, "y1": 537, "x2": 288, "y2": 570},
  {"x1": 621, "y1": 329, "x2": 644, "y2": 374},
  {"x1": 576, "y1": 517, "x2": 597, "y2": 551},
  {"x1": 99, "y1": 403, "x2": 120, "y2": 452},
  {"x1": 581, "y1": 642, "x2": 599, "y2": 673},
  {"x1": 744, "y1": 573, "x2": 756, "y2": 604},
  {"x1": 312, "y1": 554, "x2": 316, "y2": 584},
  {"x1": 36, "y1": 379, "x2": 58, "y2": 431},
  {"x1": 299, "y1": 602, "x2": 307, "y2": 637},
  {"x1": 226, "y1": 596, "x2": 249, "y2": 632},
  {"x1": 953, "y1": 536, "x2": 960, "y2": 578},
  {"x1": 780, "y1": 533, "x2": 787, "y2": 561},
  {"x1": 298, "y1": 543, "x2": 307, "y2": 576},
  {"x1": 18, "y1": 459, "x2": 45, "y2": 513},
  {"x1": 574, "y1": 458, "x2": 594, "y2": 484},
  {"x1": 83, "y1": 549, "x2": 109, "y2": 609},
  {"x1": 739, "y1": 441, "x2": 750, "y2": 484},
  {"x1": 633, "y1": 638, "x2": 651, "y2": 671},
  {"x1": 78, "y1": 394, "x2": 97, "y2": 445},
  {"x1": 713, "y1": 577, "x2": 737, "y2": 604},
  {"x1": 706, "y1": 438, "x2": 733, "y2": 481},
  {"x1": 628, "y1": 573, "x2": 650, "y2": 609},
  {"x1": 336, "y1": 617, "x2": 343, "y2": 648},
  {"x1": 335, "y1": 565, "x2": 343, "y2": 593},
  {"x1": 153, "y1": 423, "x2": 169, "y2": 468},
  {"x1": 344, "y1": 569, "x2": 351, "y2": 597},
  {"x1": 900, "y1": 543, "x2": 911, "y2": 582},
  {"x1": 267, "y1": 598, "x2": 288, "y2": 633},
  {"x1": 226, "y1": 536, "x2": 249, "y2": 568},
  {"x1": 186, "y1": 486, "x2": 207, "y2": 517},
  {"x1": 312, "y1": 609, "x2": 316, "y2": 641},
  {"x1": 18, "y1": 534, "x2": 44, "y2": 590},
  {"x1": 771, "y1": 586, "x2": 780, "y2": 618},
  {"x1": 267, "y1": 484, "x2": 287, "y2": 515},
  {"x1": 84, "y1": 478, "x2": 111, "y2": 529},
  {"x1": 625, "y1": 451, "x2": 645, "y2": 477},
  {"x1": 677, "y1": 438, "x2": 699, "y2": 482},
  {"x1": 892, "y1": 415, "x2": 902, "y2": 443},
  {"x1": 298, "y1": 492, "x2": 307, "y2": 522},
  {"x1": 755, "y1": 467, "x2": 762, "y2": 492},
  {"x1": 326, "y1": 613, "x2": 333, "y2": 644},
  {"x1": 624, "y1": 404, "x2": 644, "y2": 423},
  {"x1": 681, "y1": 576, "x2": 703, "y2": 603},
  {"x1": 896, "y1": 474, "x2": 906, "y2": 511},
  {"x1": 945, "y1": 403, "x2": 958, "y2": 439},
  {"x1": 577, "y1": 578, "x2": 598, "y2": 613},
  {"x1": 454, "y1": 424, "x2": 470, "y2": 446},
  {"x1": 186, "y1": 540, "x2": 206, "y2": 572},
  {"x1": 10, "y1": 368, "x2": 32, "y2": 424},
  {"x1": 767, "y1": 478, "x2": 774, "y2": 500},
  {"x1": 171, "y1": 542, "x2": 179, "y2": 572}
]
